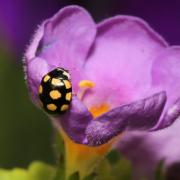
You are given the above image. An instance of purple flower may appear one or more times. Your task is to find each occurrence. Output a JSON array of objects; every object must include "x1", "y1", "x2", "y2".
[{"x1": 24, "y1": 5, "x2": 180, "y2": 177}]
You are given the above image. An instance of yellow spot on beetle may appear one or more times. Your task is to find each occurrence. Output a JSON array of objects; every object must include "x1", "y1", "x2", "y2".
[
  {"x1": 64, "y1": 80, "x2": 71, "y2": 89},
  {"x1": 66, "y1": 92, "x2": 72, "y2": 101},
  {"x1": 38, "y1": 85, "x2": 43, "y2": 94},
  {"x1": 61, "y1": 104, "x2": 69, "y2": 111},
  {"x1": 63, "y1": 71, "x2": 70, "y2": 79},
  {"x1": 49, "y1": 90, "x2": 61, "y2": 99},
  {"x1": 57, "y1": 68, "x2": 63, "y2": 71},
  {"x1": 47, "y1": 104, "x2": 57, "y2": 111},
  {"x1": 51, "y1": 78, "x2": 63, "y2": 86},
  {"x1": 43, "y1": 75, "x2": 50, "y2": 82}
]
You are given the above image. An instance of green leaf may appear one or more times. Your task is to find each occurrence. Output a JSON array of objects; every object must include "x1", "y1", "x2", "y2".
[
  {"x1": 106, "y1": 150, "x2": 121, "y2": 164},
  {"x1": 53, "y1": 156, "x2": 65, "y2": 180},
  {"x1": 155, "y1": 160, "x2": 165, "y2": 180},
  {"x1": 82, "y1": 173, "x2": 96, "y2": 180},
  {"x1": 53, "y1": 131, "x2": 65, "y2": 161},
  {"x1": 28, "y1": 161, "x2": 55, "y2": 180},
  {"x1": 10, "y1": 168, "x2": 30, "y2": 180},
  {"x1": 68, "y1": 172, "x2": 80, "y2": 180},
  {"x1": 111, "y1": 158, "x2": 132, "y2": 180},
  {"x1": 95, "y1": 159, "x2": 112, "y2": 180},
  {"x1": 97, "y1": 150, "x2": 132, "y2": 180},
  {"x1": 0, "y1": 168, "x2": 30, "y2": 180},
  {"x1": 52, "y1": 132, "x2": 65, "y2": 180},
  {"x1": 0, "y1": 53, "x2": 54, "y2": 168},
  {"x1": 0, "y1": 161, "x2": 55, "y2": 180}
]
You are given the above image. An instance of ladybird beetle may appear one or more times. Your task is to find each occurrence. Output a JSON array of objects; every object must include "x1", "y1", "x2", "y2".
[{"x1": 38, "y1": 67, "x2": 72, "y2": 114}]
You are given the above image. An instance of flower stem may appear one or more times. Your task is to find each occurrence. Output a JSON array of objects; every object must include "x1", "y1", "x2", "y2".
[{"x1": 60, "y1": 130, "x2": 113, "y2": 180}]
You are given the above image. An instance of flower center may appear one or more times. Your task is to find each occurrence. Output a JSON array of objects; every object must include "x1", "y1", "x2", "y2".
[
  {"x1": 78, "y1": 80, "x2": 110, "y2": 118},
  {"x1": 89, "y1": 103, "x2": 110, "y2": 118}
]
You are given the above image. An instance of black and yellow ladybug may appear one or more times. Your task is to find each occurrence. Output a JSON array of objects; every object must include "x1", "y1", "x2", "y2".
[{"x1": 38, "y1": 67, "x2": 72, "y2": 114}]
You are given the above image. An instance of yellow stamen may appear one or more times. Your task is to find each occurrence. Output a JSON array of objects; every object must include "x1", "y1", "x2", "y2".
[
  {"x1": 78, "y1": 80, "x2": 95, "y2": 100},
  {"x1": 79, "y1": 80, "x2": 95, "y2": 89}
]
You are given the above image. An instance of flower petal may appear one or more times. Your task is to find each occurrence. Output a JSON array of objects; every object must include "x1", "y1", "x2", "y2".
[
  {"x1": 26, "y1": 57, "x2": 50, "y2": 103},
  {"x1": 54, "y1": 92, "x2": 166, "y2": 146},
  {"x1": 52, "y1": 96, "x2": 93, "y2": 144},
  {"x1": 25, "y1": 23, "x2": 45, "y2": 62},
  {"x1": 25, "y1": 5, "x2": 96, "y2": 94},
  {"x1": 38, "y1": 5, "x2": 96, "y2": 64},
  {"x1": 151, "y1": 47, "x2": 180, "y2": 130},
  {"x1": 83, "y1": 15, "x2": 168, "y2": 108},
  {"x1": 84, "y1": 91, "x2": 166, "y2": 146}
]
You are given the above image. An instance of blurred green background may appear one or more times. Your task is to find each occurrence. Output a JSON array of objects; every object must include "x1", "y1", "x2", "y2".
[{"x1": 0, "y1": 44, "x2": 55, "y2": 168}]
